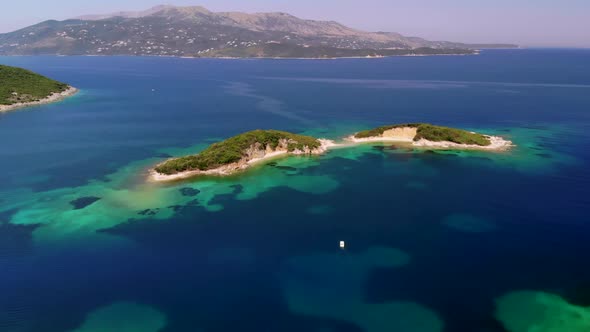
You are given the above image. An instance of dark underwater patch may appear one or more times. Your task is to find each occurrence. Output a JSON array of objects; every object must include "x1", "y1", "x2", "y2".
[
  {"x1": 265, "y1": 161, "x2": 298, "y2": 173},
  {"x1": 155, "y1": 153, "x2": 173, "y2": 158},
  {"x1": 372, "y1": 145, "x2": 398, "y2": 153},
  {"x1": 231, "y1": 184, "x2": 244, "y2": 194},
  {"x1": 168, "y1": 205, "x2": 184, "y2": 212},
  {"x1": 536, "y1": 153, "x2": 553, "y2": 159},
  {"x1": 138, "y1": 208, "x2": 160, "y2": 216},
  {"x1": 0, "y1": 208, "x2": 18, "y2": 223},
  {"x1": 186, "y1": 199, "x2": 200, "y2": 206},
  {"x1": 179, "y1": 187, "x2": 200, "y2": 197},
  {"x1": 70, "y1": 196, "x2": 101, "y2": 210},
  {"x1": 276, "y1": 166, "x2": 298, "y2": 172},
  {"x1": 565, "y1": 282, "x2": 590, "y2": 307},
  {"x1": 0, "y1": 222, "x2": 40, "y2": 255},
  {"x1": 522, "y1": 125, "x2": 549, "y2": 130}
]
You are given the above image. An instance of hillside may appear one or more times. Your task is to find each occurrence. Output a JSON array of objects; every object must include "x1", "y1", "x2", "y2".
[{"x1": 0, "y1": 5, "x2": 516, "y2": 58}]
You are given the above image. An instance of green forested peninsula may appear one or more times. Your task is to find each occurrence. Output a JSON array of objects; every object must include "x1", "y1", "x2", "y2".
[{"x1": 0, "y1": 65, "x2": 70, "y2": 106}]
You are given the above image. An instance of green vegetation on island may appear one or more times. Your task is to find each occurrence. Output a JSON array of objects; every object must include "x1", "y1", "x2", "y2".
[
  {"x1": 0, "y1": 65, "x2": 70, "y2": 105},
  {"x1": 155, "y1": 130, "x2": 321, "y2": 175},
  {"x1": 355, "y1": 123, "x2": 491, "y2": 146}
]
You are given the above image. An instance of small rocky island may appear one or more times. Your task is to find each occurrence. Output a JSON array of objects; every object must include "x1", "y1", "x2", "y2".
[
  {"x1": 151, "y1": 124, "x2": 512, "y2": 181},
  {"x1": 151, "y1": 130, "x2": 331, "y2": 181},
  {"x1": 0, "y1": 64, "x2": 77, "y2": 113},
  {"x1": 349, "y1": 123, "x2": 512, "y2": 150}
]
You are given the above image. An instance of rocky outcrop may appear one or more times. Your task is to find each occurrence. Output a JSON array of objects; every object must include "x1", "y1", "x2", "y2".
[{"x1": 150, "y1": 139, "x2": 333, "y2": 182}]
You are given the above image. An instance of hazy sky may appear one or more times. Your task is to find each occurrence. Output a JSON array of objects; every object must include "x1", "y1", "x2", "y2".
[{"x1": 2, "y1": 0, "x2": 589, "y2": 47}]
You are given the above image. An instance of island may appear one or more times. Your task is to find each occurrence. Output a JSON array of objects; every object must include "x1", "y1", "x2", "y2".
[
  {"x1": 348, "y1": 123, "x2": 512, "y2": 150},
  {"x1": 0, "y1": 65, "x2": 78, "y2": 113},
  {"x1": 151, "y1": 130, "x2": 333, "y2": 181},
  {"x1": 150, "y1": 124, "x2": 513, "y2": 182}
]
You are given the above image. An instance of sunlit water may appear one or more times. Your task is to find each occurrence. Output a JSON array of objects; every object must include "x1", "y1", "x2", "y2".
[{"x1": 1, "y1": 49, "x2": 590, "y2": 332}]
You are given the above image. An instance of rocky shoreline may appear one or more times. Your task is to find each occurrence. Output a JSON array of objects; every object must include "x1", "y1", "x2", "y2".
[
  {"x1": 149, "y1": 139, "x2": 336, "y2": 182},
  {"x1": 0, "y1": 86, "x2": 78, "y2": 113}
]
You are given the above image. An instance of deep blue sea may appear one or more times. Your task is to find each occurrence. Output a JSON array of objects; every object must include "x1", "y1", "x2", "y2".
[{"x1": 1, "y1": 49, "x2": 590, "y2": 332}]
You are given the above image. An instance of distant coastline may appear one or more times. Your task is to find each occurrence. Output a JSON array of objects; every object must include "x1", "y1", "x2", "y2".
[
  {"x1": 2, "y1": 50, "x2": 480, "y2": 61},
  {"x1": 0, "y1": 5, "x2": 517, "y2": 60},
  {"x1": 0, "y1": 86, "x2": 78, "y2": 113},
  {"x1": 191, "y1": 51, "x2": 480, "y2": 60}
]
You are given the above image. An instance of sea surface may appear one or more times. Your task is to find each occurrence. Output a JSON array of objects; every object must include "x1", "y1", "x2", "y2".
[{"x1": 1, "y1": 49, "x2": 590, "y2": 332}]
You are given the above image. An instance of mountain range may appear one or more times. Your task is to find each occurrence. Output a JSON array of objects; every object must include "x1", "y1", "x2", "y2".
[{"x1": 0, "y1": 5, "x2": 517, "y2": 58}]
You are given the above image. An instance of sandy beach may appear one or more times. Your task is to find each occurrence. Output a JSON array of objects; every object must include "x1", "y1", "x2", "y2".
[
  {"x1": 0, "y1": 86, "x2": 78, "y2": 113},
  {"x1": 345, "y1": 126, "x2": 513, "y2": 151},
  {"x1": 413, "y1": 135, "x2": 513, "y2": 150},
  {"x1": 347, "y1": 127, "x2": 418, "y2": 143}
]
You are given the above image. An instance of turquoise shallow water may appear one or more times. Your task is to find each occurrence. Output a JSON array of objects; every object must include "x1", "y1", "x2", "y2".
[{"x1": 1, "y1": 49, "x2": 590, "y2": 331}]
